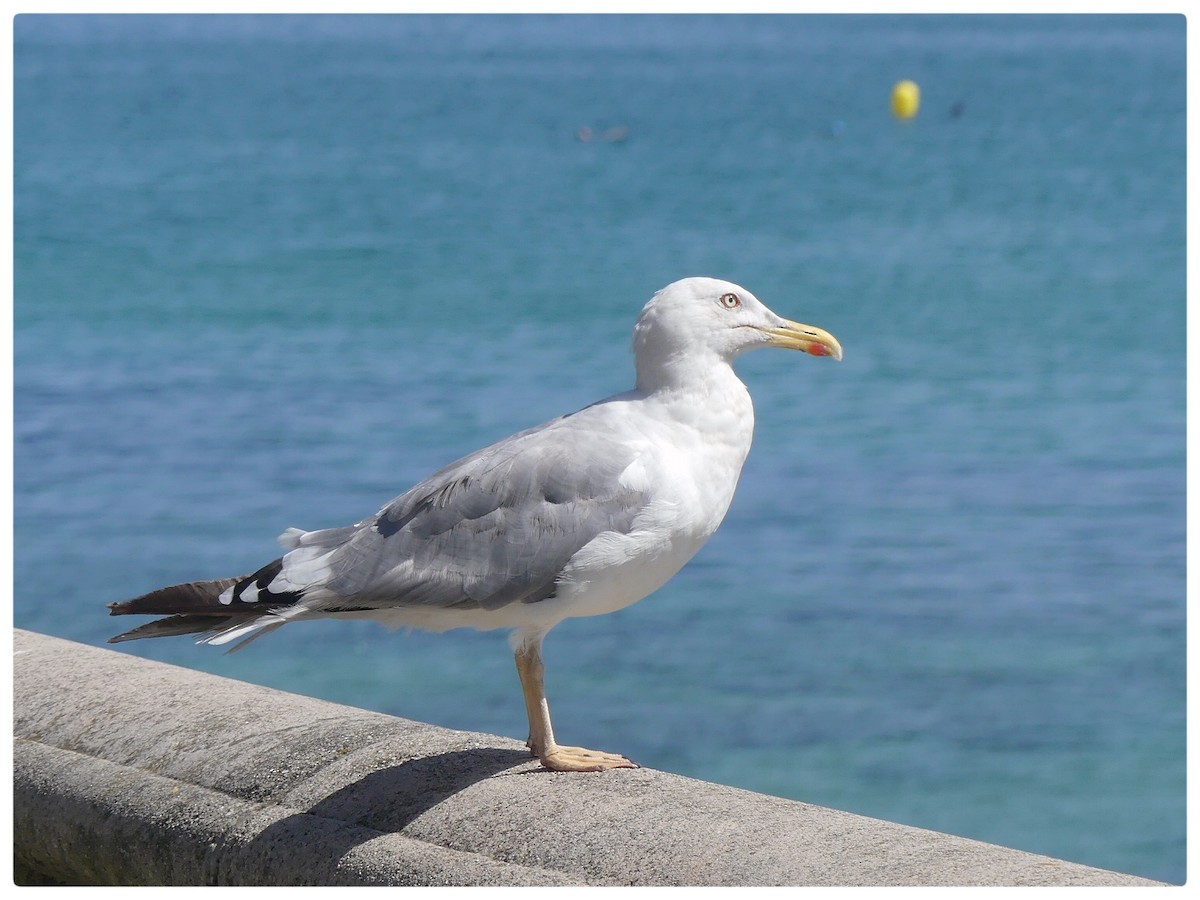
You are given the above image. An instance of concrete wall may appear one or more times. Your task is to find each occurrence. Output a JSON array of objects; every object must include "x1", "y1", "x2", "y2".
[{"x1": 13, "y1": 629, "x2": 1161, "y2": 886}]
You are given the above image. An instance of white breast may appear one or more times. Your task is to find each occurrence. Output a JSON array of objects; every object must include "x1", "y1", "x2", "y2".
[{"x1": 549, "y1": 370, "x2": 756, "y2": 622}]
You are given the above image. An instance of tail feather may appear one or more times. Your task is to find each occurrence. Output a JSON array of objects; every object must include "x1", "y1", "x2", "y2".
[{"x1": 204, "y1": 615, "x2": 296, "y2": 653}]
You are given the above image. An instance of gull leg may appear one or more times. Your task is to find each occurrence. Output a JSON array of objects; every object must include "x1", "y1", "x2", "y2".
[{"x1": 514, "y1": 636, "x2": 638, "y2": 772}]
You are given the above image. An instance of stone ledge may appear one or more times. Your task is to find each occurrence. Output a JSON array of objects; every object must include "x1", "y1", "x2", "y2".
[{"x1": 12, "y1": 629, "x2": 1163, "y2": 886}]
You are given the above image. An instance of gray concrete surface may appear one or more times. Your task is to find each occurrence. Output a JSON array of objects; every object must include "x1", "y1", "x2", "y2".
[{"x1": 13, "y1": 628, "x2": 1163, "y2": 886}]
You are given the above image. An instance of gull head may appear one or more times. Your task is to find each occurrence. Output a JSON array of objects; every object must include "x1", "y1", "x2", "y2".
[{"x1": 632, "y1": 277, "x2": 842, "y2": 390}]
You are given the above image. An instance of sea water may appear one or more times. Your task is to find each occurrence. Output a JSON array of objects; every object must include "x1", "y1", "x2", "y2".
[{"x1": 13, "y1": 14, "x2": 1185, "y2": 882}]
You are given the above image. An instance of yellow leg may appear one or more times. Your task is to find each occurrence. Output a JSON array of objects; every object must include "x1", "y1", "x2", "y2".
[{"x1": 514, "y1": 637, "x2": 638, "y2": 773}]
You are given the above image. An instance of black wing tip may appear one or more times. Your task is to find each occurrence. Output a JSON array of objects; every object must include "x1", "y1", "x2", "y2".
[
  {"x1": 107, "y1": 623, "x2": 144, "y2": 643},
  {"x1": 106, "y1": 576, "x2": 244, "y2": 618},
  {"x1": 107, "y1": 612, "x2": 237, "y2": 644}
]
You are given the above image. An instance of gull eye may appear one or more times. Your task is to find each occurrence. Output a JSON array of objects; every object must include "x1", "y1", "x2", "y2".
[{"x1": 719, "y1": 292, "x2": 741, "y2": 309}]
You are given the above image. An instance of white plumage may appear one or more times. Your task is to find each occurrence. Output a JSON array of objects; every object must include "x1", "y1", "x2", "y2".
[{"x1": 109, "y1": 276, "x2": 842, "y2": 771}]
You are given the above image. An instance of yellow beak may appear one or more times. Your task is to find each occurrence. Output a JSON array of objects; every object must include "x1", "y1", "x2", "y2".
[{"x1": 757, "y1": 319, "x2": 844, "y2": 361}]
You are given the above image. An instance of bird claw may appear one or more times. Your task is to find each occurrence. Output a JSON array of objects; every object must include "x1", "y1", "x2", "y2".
[{"x1": 538, "y1": 745, "x2": 639, "y2": 772}]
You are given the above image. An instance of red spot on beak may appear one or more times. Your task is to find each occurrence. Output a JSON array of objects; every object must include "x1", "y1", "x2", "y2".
[{"x1": 808, "y1": 343, "x2": 830, "y2": 357}]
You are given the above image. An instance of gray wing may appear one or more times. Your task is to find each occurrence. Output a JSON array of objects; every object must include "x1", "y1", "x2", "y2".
[{"x1": 274, "y1": 413, "x2": 648, "y2": 612}]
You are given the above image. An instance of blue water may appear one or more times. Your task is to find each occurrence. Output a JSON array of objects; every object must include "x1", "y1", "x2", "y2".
[{"x1": 13, "y1": 14, "x2": 1185, "y2": 883}]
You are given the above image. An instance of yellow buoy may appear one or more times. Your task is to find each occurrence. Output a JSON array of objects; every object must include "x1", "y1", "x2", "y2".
[{"x1": 891, "y1": 80, "x2": 920, "y2": 119}]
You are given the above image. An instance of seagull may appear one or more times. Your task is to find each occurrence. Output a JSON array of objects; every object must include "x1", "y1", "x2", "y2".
[{"x1": 108, "y1": 277, "x2": 842, "y2": 772}]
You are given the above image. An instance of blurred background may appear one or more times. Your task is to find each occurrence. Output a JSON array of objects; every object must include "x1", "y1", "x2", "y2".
[{"x1": 13, "y1": 14, "x2": 1185, "y2": 883}]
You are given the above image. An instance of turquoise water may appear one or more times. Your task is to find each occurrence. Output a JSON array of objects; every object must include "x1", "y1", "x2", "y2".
[{"x1": 13, "y1": 14, "x2": 1185, "y2": 883}]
